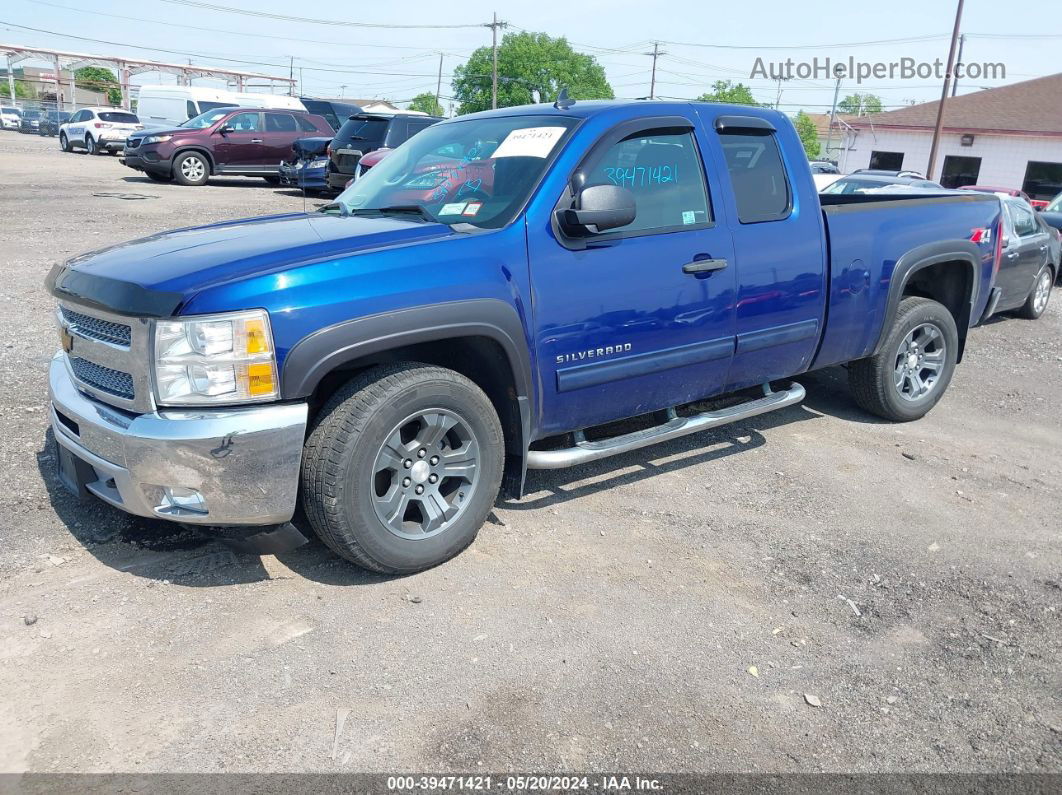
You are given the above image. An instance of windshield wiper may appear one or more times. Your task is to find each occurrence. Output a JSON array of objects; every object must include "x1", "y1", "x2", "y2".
[{"x1": 350, "y1": 205, "x2": 436, "y2": 222}]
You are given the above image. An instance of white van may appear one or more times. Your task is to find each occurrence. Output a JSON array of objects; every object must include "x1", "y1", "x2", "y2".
[{"x1": 134, "y1": 85, "x2": 304, "y2": 129}]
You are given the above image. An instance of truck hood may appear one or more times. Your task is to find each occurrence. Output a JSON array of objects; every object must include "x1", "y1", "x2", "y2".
[{"x1": 47, "y1": 212, "x2": 457, "y2": 316}]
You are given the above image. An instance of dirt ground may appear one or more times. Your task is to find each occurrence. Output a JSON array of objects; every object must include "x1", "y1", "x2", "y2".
[{"x1": 0, "y1": 132, "x2": 1059, "y2": 775}]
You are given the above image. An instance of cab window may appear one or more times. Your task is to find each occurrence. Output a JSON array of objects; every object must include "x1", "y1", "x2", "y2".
[
  {"x1": 718, "y1": 130, "x2": 792, "y2": 223},
  {"x1": 578, "y1": 127, "x2": 711, "y2": 234}
]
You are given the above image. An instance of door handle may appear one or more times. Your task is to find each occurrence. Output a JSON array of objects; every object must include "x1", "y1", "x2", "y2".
[
  {"x1": 250, "y1": 138, "x2": 263, "y2": 143},
  {"x1": 682, "y1": 258, "x2": 728, "y2": 274}
]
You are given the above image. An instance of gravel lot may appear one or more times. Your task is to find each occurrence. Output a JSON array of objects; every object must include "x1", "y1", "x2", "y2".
[{"x1": 0, "y1": 132, "x2": 1059, "y2": 775}]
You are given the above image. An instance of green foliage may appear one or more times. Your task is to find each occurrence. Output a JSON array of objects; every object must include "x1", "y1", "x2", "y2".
[
  {"x1": 1, "y1": 79, "x2": 31, "y2": 100},
  {"x1": 837, "y1": 93, "x2": 883, "y2": 116},
  {"x1": 74, "y1": 66, "x2": 122, "y2": 106},
  {"x1": 793, "y1": 111, "x2": 821, "y2": 159},
  {"x1": 696, "y1": 80, "x2": 762, "y2": 107},
  {"x1": 452, "y1": 31, "x2": 613, "y2": 115},
  {"x1": 408, "y1": 92, "x2": 444, "y2": 117}
]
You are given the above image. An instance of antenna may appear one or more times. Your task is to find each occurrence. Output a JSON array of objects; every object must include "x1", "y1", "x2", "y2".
[{"x1": 554, "y1": 87, "x2": 574, "y2": 110}]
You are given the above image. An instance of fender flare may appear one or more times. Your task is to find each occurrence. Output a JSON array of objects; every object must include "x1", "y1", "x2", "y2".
[{"x1": 870, "y1": 240, "x2": 982, "y2": 358}]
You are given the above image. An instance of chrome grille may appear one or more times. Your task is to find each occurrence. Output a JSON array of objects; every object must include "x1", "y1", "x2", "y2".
[
  {"x1": 69, "y1": 357, "x2": 135, "y2": 400},
  {"x1": 61, "y1": 307, "x2": 131, "y2": 347}
]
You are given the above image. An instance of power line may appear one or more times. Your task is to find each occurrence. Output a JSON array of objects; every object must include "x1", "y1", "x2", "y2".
[{"x1": 154, "y1": 0, "x2": 488, "y2": 30}]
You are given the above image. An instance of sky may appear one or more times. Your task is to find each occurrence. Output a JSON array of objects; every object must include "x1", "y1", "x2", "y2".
[{"x1": 1, "y1": 0, "x2": 1060, "y2": 116}]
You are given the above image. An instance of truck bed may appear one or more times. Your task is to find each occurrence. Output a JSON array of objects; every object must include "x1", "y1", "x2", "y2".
[{"x1": 812, "y1": 192, "x2": 1002, "y2": 370}]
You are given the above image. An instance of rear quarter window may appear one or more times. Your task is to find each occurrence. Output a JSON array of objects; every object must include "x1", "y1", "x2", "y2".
[{"x1": 718, "y1": 131, "x2": 791, "y2": 223}]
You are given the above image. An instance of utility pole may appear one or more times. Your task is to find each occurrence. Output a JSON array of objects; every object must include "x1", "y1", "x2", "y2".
[
  {"x1": 824, "y1": 67, "x2": 843, "y2": 161},
  {"x1": 435, "y1": 52, "x2": 444, "y2": 115},
  {"x1": 289, "y1": 55, "x2": 294, "y2": 97},
  {"x1": 490, "y1": 12, "x2": 500, "y2": 109},
  {"x1": 645, "y1": 41, "x2": 665, "y2": 100},
  {"x1": 950, "y1": 33, "x2": 965, "y2": 97},
  {"x1": 927, "y1": 0, "x2": 965, "y2": 181},
  {"x1": 774, "y1": 76, "x2": 789, "y2": 109}
]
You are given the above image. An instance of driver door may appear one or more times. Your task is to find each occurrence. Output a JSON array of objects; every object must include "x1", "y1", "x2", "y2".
[
  {"x1": 528, "y1": 116, "x2": 737, "y2": 436},
  {"x1": 213, "y1": 111, "x2": 266, "y2": 170}
]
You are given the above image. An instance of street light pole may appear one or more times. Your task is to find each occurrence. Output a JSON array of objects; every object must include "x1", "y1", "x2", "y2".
[{"x1": 926, "y1": 0, "x2": 965, "y2": 181}]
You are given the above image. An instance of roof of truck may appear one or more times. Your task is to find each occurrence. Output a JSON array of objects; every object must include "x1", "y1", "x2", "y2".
[{"x1": 451, "y1": 99, "x2": 785, "y2": 123}]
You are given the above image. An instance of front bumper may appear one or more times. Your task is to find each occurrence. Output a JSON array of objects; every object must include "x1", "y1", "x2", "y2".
[
  {"x1": 120, "y1": 152, "x2": 171, "y2": 175},
  {"x1": 48, "y1": 353, "x2": 308, "y2": 526},
  {"x1": 279, "y1": 161, "x2": 327, "y2": 190}
]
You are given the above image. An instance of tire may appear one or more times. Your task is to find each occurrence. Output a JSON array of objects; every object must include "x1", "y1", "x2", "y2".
[
  {"x1": 144, "y1": 171, "x2": 172, "y2": 183},
  {"x1": 172, "y1": 151, "x2": 209, "y2": 186},
  {"x1": 85, "y1": 135, "x2": 100, "y2": 155},
  {"x1": 59, "y1": 132, "x2": 71, "y2": 152},
  {"x1": 848, "y1": 296, "x2": 959, "y2": 422},
  {"x1": 1015, "y1": 264, "x2": 1053, "y2": 320},
  {"x1": 301, "y1": 362, "x2": 504, "y2": 574}
]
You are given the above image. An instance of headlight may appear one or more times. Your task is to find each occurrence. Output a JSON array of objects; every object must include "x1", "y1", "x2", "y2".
[
  {"x1": 142, "y1": 134, "x2": 172, "y2": 145},
  {"x1": 403, "y1": 171, "x2": 448, "y2": 189},
  {"x1": 153, "y1": 309, "x2": 278, "y2": 406}
]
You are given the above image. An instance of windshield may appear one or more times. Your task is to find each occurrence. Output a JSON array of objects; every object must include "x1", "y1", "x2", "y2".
[
  {"x1": 1047, "y1": 193, "x2": 1062, "y2": 213},
  {"x1": 180, "y1": 108, "x2": 235, "y2": 129},
  {"x1": 332, "y1": 114, "x2": 578, "y2": 229}
]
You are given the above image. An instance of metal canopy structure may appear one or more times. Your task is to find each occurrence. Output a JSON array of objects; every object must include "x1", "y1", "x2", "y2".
[{"x1": 1, "y1": 43, "x2": 295, "y2": 111}]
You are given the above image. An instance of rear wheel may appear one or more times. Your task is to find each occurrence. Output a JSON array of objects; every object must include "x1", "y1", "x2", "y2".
[
  {"x1": 59, "y1": 132, "x2": 71, "y2": 152},
  {"x1": 1016, "y1": 264, "x2": 1053, "y2": 320},
  {"x1": 85, "y1": 135, "x2": 100, "y2": 155},
  {"x1": 301, "y1": 363, "x2": 504, "y2": 574},
  {"x1": 848, "y1": 296, "x2": 959, "y2": 422},
  {"x1": 172, "y1": 151, "x2": 209, "y2": 186}
]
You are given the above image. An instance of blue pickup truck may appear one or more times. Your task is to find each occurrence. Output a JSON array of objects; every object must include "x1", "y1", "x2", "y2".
[{"x1": 46, "y1": 99, "x2": 1005, "y2": 573}]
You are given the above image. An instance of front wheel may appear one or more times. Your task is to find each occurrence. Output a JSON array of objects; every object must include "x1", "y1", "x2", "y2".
[
  {"x1": 172, "y1": 151, "x2": 209, "y2": 186},
  {"x1": 301, "y1": 363, "x2": 504, "y2": 574},
  {"x1": 1016, "y1": 264, "x2": 1053, "y2": 320},
  {"x1": 848, "y1": 296, "x2": 959, "y2": 422},
  {"x1": 59, "y1": 132, "x2": 71, "y2": 152}
]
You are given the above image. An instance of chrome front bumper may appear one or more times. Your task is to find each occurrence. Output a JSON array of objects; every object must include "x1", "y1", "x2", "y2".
[{"x1": 48, "y1": 353, "x2": 308, "y2": 526}]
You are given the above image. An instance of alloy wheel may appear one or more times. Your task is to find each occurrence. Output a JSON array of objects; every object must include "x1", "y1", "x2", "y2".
[
  {"x1": 1033, "y1": 270, "x2": 1052, "y2": 314},
  {"x1": 894, "y1": 322, "x2": 947, "y2": 402},
  {"x1": 370, "y1": 409, "x2": 480, "y2": 539},
  {"x1": 181, "y1": 157, "x2": 206, "y2": 181}
]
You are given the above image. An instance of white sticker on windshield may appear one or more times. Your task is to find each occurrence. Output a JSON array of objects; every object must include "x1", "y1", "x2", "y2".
[
  {"x1": 492, "y1": 126, "x2": 567, "y2": 159},
  {"x1": 682, "y1": 210, "x2": 697, "y2": 225},
  {"x1": 439, "y1": 202, "x2": 467, "y2": 215}
]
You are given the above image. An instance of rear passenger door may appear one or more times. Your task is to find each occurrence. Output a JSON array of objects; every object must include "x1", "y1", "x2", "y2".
[
  {"x1": 701, "y1": 113, "x2": 827, "y2": 391},
  {"x1": 263, "y1": 112, "x2": 300, "y2": 163}
]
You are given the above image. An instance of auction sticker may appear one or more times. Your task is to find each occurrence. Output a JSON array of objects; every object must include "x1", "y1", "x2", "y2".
[
  {"x1": 439, "y1": 202, "x2": 467, "y2": 215},
  {"x1": 492, "y1": 126, "x2": 566, "y2": 158}
]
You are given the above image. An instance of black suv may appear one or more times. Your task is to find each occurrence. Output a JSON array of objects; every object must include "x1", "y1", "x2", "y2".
[{"x1": 326, "y1": 112, "x2": 442, "y2": 192}]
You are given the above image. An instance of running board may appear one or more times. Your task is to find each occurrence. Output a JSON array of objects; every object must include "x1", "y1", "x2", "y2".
[{"x1": 526, "y1": 382, "x2": 806, "y2": 470}]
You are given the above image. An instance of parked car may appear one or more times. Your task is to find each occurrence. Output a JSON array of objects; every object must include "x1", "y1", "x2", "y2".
[
  {"x1": 990, "y1": 197, "x2": 1057, "y2": 318},
  {"x1": 18, "y1": 109, "x2": 43, "y2": 133},
  {"x1": 852, "y1": 168, "x2": 926, "y2": 179},
  {"x1": 135, "y1": 84, "x2": 305, "y2": 129},
  {"x1": 1039, "y1": 191, "x2": 1062, "y2": 242},
  {"x1": 820, "y1": 174, "x2": 946, "y2": 194},
  {"x1": 326, "y1": 111, "x2": 441, "y2": 191},
  {"x1": 957, "y1": 185, "x2": 1038, "y2": 205},
  {"x1": 278, "y1": 136, "x2": 332, "y2": 192},
  {"x1": 38, "y1": 111, "x2": 71, "y2": 137},
  {"x1": 352, "y1": 147, "x2": 392, "y2": 181},
  {"x1": 59, "y1": 108, "x2": 142, "y2": 154},
  {"x1": 809, "y1": 161, "x2": 839, "y2": 174},
  {"x1": 47, "y1": 100, "x2": 1004, "y2": 574},
  {"x1": 120, "y1": 106, "x2": 332, "y2": 185},
  {"x1": 1, "y1": 106, "x2": 22, "y2": 130}
]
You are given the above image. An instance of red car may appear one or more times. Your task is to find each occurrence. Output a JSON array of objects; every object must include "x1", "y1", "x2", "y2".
[
  {"x1": 120, "y1": 107, "x2": 332, "y2": 186},
  {"x1": 346, "y1": 149, "x2": 497, "y2": 210},
  {"x1": 958, "y1": 185, "x2": 1048, "y2": 210}
]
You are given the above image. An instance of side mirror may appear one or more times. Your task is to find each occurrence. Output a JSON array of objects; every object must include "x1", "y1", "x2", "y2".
[
  {"x1": 558, "y1": 184, "x2": 636, "y2": 235},
  {"x1": 217, "y1": 125, "x2": 233, "y2": 135},
  {"x1": 1001, "y1": 235, "x2": 1011, "y2": 248}
]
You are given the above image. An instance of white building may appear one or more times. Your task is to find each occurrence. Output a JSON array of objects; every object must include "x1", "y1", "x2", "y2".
[{"x1": 839, "y1": 73, "x2": 1062, "y2": 203}]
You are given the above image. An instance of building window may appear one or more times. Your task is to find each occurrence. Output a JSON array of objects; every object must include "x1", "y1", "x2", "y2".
[
  {"x1": 1022, "y1": 161, "x2": 1062, "y2": 203},
  {"x1": 869, "y1": 151, "x2": 904, "y2": 171},
  {"x1": 941, "y1": 155, "x2": 982, "y2": 189}
]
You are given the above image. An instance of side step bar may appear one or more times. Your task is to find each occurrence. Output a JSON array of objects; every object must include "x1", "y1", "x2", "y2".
[{"x1": 526, "y1": 382, "x2": 805, "y2": 470}]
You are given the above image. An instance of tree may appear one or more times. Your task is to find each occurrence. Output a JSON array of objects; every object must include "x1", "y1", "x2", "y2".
[
  {"x1": 74, "y1": 66, "x2": 122, "y2": 106},
  {"x1": 0, "y1": 80, "x2": 31, "y2": 101},
  {"x1": 793, "y1": 111, "x2": 821, "y2": 159},
  {"x1": 408, "y1": 92, "x2": 444, "y2": 117},
  {"x1": 837, "y1": 93, "x2": 882, "y2": 116},
  {"x1": 452, "y1": 31, "x2": 613, "y2": 115},
  {"x1": 696, "y1": 80, "x2": 762, "y2": 106}
]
